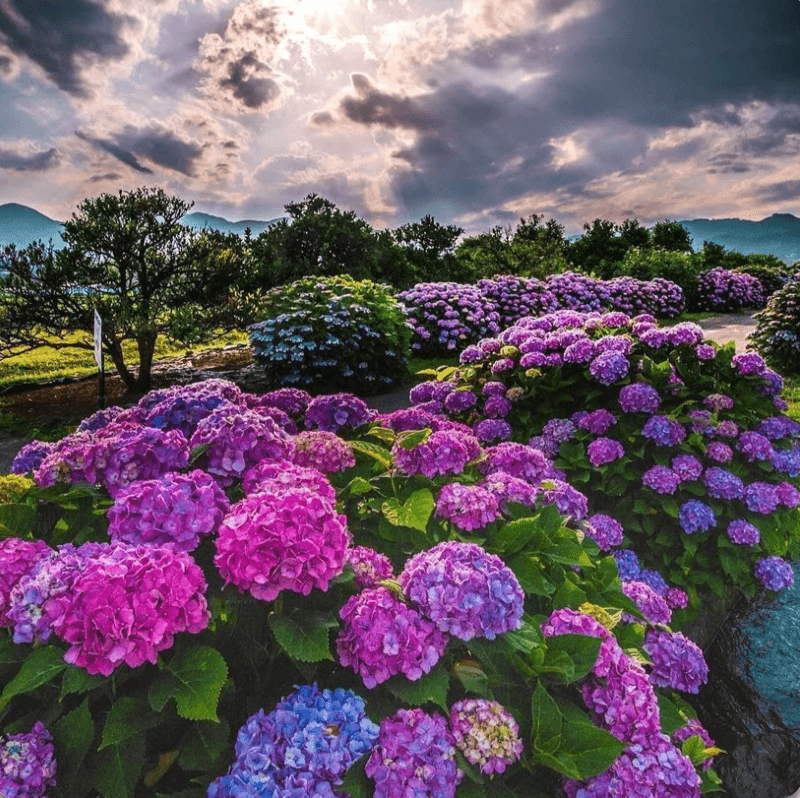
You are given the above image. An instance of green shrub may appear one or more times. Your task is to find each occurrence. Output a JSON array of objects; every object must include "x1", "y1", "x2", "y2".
[
  {"x1": 249, "y1": 275, "x2": 412, "y2": 395},
  {"x1": 620, "y1": 248, "x2": 704, "y2": 298},
  {"x1": 734, "y1": 265, "x2": 790, "y2": 297},
  {"x1": 750, "y1": 279, "x2": 800, "y2": 375}
]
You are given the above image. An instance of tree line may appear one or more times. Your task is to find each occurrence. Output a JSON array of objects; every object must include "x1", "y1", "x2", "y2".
[{"x1": 0, "y1": 187, "x2": 789, "y2": 393}]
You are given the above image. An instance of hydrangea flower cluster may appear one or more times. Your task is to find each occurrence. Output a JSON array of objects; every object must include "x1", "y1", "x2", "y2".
[
  {"x1": 0, "y1": 537, "x2": 52, "y2": 626},
  {"x1": 399, "y1": 541, "x2": 524, "y2": 641},
  {"x1": 754, "y1": 556, "x2": 795, "y2": 590},
  {"x1": 10, "y1": 440, "x2": 55, "y2": 474},
  {"x1": 449, "y1": 698, "x2": 523, "y2": 775},
  {"x1": 392, "y1": 428, "x2": 481, "y2": 478},
  {"x1": 293, "y1": 430, "x2": 355, "y2": 473},
  {"x1": 643, "y1": 629, "x2": 709, "y2": 694},
  {"x1": 336, "y1": 587, "x2": 449, "y2": 688},
  {"x1": 107, "y1": 469, "x2": 230, "y2": 551},
  {"x1": 692, "y1": 267, "x2": 765, "y2": 312},
  {"x1": 365, "y1": 708, "x2": 463, "y2": 798},
  {"x1": 215, "y1": 488, "x2": 349, "y2": 602},
  {"x1": 256, "y1": 387, "x2": 312, "y2": 417},
  {"x1": 49, "y1": 542, "x2": 209, "y2": 675},
  {"x1": 346, "y1": 546, "x2": 394, "y2": 589},
  {"x1": 0, "y1": 721, "x2": 57, "y2": 798},
  {"x1": 304, "y1": 392, "x2": 376, "y2": 432},
  {"x1": 435, "y1": 482, "x2": 502, "y2": 531},
  {"x1": 242, "y1": 460, "x2": 336, "y2": 503}
]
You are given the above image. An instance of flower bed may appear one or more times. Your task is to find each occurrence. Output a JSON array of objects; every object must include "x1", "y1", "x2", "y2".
[{"x1": 1, "y1": 377, "x2": 722, "y2": 798}]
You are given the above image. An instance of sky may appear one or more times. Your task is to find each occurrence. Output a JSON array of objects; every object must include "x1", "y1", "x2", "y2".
[{"x1": 1, "y1": 0, "x2": 799, "y2": 235}]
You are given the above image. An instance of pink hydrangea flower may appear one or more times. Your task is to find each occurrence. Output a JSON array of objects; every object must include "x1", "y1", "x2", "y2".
[
  {"x1": 346, "y1": 546, "x2": 394, "y2": 589},
  {"x1": 242, "y1": 460, "x2": 336, "y2": 503},
  {"x1": 449, "y1": 699, "x2": 523, "y2": 775},
  {"x1": 293, "y1": 430, "x2": 356, "y2": 473}
]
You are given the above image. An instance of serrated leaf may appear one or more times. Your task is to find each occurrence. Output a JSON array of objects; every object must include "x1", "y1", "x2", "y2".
[
  {"x1": 187, "y1": 443, "x2": 210, "y2": 466},
  {"x1": 506, "y1": 553, "x2": 554, "y2": 597},
  {"x1": 386, "y1": 663, "x2": 450, "y2": 712},
  {"x1": 269, "y1": 610, "x2": 337, "y2": 662},
  {"x1": 1, "y1": 645, "x2": 66, "y2": 701},
  {"x1": 178, "y1": 719, "x2": 231, "y2": 774},
  {"x1": 396, "y1": 428, "x2": 432, "y2": 450},
  {"x1": 349, "y1": 440, "x2": 392, "y2": 469},
  {"x1": 488, "y1": 517, "x2": 538, "y2": 556},
  {"x1": 60, "y1": 665, "x2": 109, "y2": 700},
  {"x1": 100, "y1": 695, "x2": 163, "y2": 749},
  {"x1": 339, "y1": 754, "x2": 369, "y2": 798},
  {"x1": 531, "y1": 681, "x2": 562, "y2": 755},
  {"x1": 345, "y1": 476, "x2": 375, "y2": 496},
  {"x1": 92, "y1": 733, "x2": 146, "y2": 798},
  {"x1": 381, "y1": 488, "x2": 434, "y2": 532},
  {"x1": 560, "y1": 714, "x2": 627, "y2": 778},
  {"x1": 655, "y1": 691, "x2": 688, "y2": 736},
  {"x1": 0, "y1": 634, "x2": 24, "y2": 667},
  {"x1": 52, "y1": 697, "x2": 95, "y2": 797},
  {"x1": 148, "y1": 646, "x2": 228, "y2": 722},
  {"x1": 541, "y1": 635, "x2": 602, "y2": 684}
]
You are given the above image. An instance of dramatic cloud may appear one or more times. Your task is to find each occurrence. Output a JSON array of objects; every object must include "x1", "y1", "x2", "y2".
[
  {"x1": 756, "y1": 181, "x2": 800, "y2": 204},
  {"x1": 0, "y1": 142, "x2": 60, "y2": 171}
]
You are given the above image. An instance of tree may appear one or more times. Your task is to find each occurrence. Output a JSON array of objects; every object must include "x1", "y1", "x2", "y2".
[
  {"x1": 393, "y1": 215, "x2": 466, "y2": 282},
  {"x1": 0, "y1": 187, "x2": 238, "y2": 393},
  {"x1": 567, "y1": 219, "x2": 625, "y2": 277},
  {"x1": 652, "y1": 220, "x2": 693, "y2": 253}
]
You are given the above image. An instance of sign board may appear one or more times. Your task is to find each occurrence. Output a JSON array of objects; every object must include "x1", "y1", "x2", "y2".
[{"x1": 93, "y1": 310, "x2": 103, "y2": 369}]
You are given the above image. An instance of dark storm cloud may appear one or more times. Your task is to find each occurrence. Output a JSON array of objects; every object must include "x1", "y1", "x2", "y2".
[
  {"x1": 756, "y1": 181, "x2": 800, "y2": 204},
  {"x1": 706, "y1": 153, "x2": 752, "y2": 174},
  {"x1": 339, "y1": 74, "x2": 435, "y2": 129},
  {"x1": 76, "y1": 127, "x2": 203, "y2": 176},
  {"x1": 0, "y1": 145, "x2": 59, "y2": 171},
  {"x1": 218, "y1": 51, "x2": 280, "y2": 109},
  {"x1": 0, "y1": 0, "x2": 138, "y2": 97},
  {"x1": 88, "y1": 172, "x2": 122, "y2": 182}
]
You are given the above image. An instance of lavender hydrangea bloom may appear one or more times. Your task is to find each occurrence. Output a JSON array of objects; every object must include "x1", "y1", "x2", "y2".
[
  {"x1": 642, "y1": 465, "x2": 680, "y2": 494},
  {"x1": 618, "y1": 383, "x2": 661, "y2": 413},
  {"x1": 612, "y1": 549, "x2": 641, "y2": 580},
  {"x1": 744, "y1": 481, "x2": 779, "y2": 513},
  {"x1": 589, "y1": 350, "x2": 630, "y2": 386},
  {"x1": 671, "y1": 454, "x2": 703, "y2": 481},
  {"x1": 399, "y1": 541, "x2": 524, "y2": 641},
  {"x1": 479, "y1": 442, "x2": 554, "y2": 483},
  {"x1": 757, "y1": 415, "x2": 800, "y2": 440},
  {"x1": 257, "y1": 387, "x2": 312, "y2": 416},
  {"x1": 540, "y1": 479, "x2": 589, "y2": 522},
  {"x1": 473, "y1": 418, "x2": 513, "y2": 443},
  {"x1": 449, "y1": 699, "x2": 523, "y2": 775},
  {"x1": 696, "y1": 344, "x2": 716, "y2": 360},
  {"x1": 584, "y1": 514, "x2": 624, "y2": 551},
  {"x1": 563, "y1": 338, "x2": 597, "y2": 363},
  {"x1": 755, "y1": 556, "x2": 795, "y2": 591},
  {"x1": 703, "y1": 467, "x2": 745, "y2": 500},
  {"x1": 215, "y1": 489, "x2": 349, "y2": 602},
  {"x1": 576, "y1": 408, "x2": 617, "y2": 435},
  {"x1": 10, "y1": 440, "x2": 55, "y2": 475},
  {"x1": 777, "y1": 481, "x2": 800, "y2": 507},
  {"x1": 435, "y1": 483, "x2": 502, "y2": 532},
  {"x1": 678, "y1": 500, "x2": 716, "y2": 534},
  {"x1": 735, "y1": 431, "x2": 773, "y2": 462},
  {"x1": 642, "y1": 415, "x2": 687, "y2": 447},
  {"x1": 0, "y1": 721, "x2": 57, "y2": 798},
  {"x1": 706, "y1": 442, "x2": 733, "y2": 463},
  {"x1": 444, "y1": 389, "x2": 478, "y2": 413},
  {"x1": 393, "y1": 429, "x2": 480, "y2": 478},
  {"x1": 76, "y1": 404, "x2": 127, "y2": 433},
  {"x1": 482, "y1": 380, "x2": 507, "y2": 397},
  {"x1": 542, "y1": 418, "x2": 576, "y2": 446},
  {"x1": 365, "y1": 709, "x2": 463, "y2": 798},
  {"x1": 293, "y1": 430, "x2": 356, "y2": 473},
  {"x1": 668, "y1": 322, "x2": 704, "y2": 346},
  {"x1": 0, "y1": 538, "x2": 51, "y2": 627},
  {"x1": 483, "y1": 396, "x2": 513, "y2": 419},
  {"x1": 337, "y1": 587, "x2": 449, "y2": 687},
  {"x1": 621, "y1": 580, "x2": 672, "y2": 625},
  {"x1": 304, "y1": 393, "x2": 376, "y2": 432},
  {"x1": 703, "y1": 393, "x2": 734, "y2": 412},
  {"x1": 587, "y1": 437, "x2": 625, "y2": 467},
  {"x1": 637, "y1": 569, "x2": 671, "y2": 597},
  {"x1": 107, "y1": 469, "x2": 229, "y2": 552},
  {"x1": 726, "y1": 519, "x2": 760, "y2": 546},
  {"x1": 732, "y1": 352, "x2": 767, "y2": 376},
  {"x1": 482, "y1": 472, "x2": 539, "y2": 512},
  {"x1": 643, "y1": 629, "x2": 709, "y2": 694},
  {"x1": 346, "y1": 546, "x2": 394, "y2": 589}
]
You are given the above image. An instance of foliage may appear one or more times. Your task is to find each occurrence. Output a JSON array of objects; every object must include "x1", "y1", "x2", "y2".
[
  {"x1": 392, "y1": 215, "x2": 471, "y2": 283},
  {"x1": 249, "y1": 275, "x2": 412, "y2": 395},
  {"x1": 652, "y1": 220, "x2": 694, "y2": 253},
  {"x1": 691, "y1": 268, "x2": 766, "y2": 312},
  {"x1": 0, "y1": 378, "x2": 718, "y2": 797},
  {"x1": 0, "y1": 187, "x2": 243, "y2": 393},
  {"x1": 750, "y1": 279, "x2": 800, "y2": 376},
  {"x1": 619, "y1": 247, "x2": 704, "y2": 297},
  {"x1": 433, "y1": 310, "x2": 800, "y2": 608},
  {"x1": 733, "y1": 265, "x2": 790, "y2": 297}
]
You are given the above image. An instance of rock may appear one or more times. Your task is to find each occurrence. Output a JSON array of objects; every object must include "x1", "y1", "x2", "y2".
[{"x1": 695, "y1": 563, "x2": 800, "y2": 798}]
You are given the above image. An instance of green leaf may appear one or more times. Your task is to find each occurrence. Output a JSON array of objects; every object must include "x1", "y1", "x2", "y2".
[
  {"x1": 386, "y1": 663, "x2": 450, "y2": 712},
  {"x1": 543, "y1": 540, "x2": 593, "y2": 568},
  {"x1": 339, "y1": 754, "x2": 370, "y2": 798},
  {"x1": 178, "y1": 719, "x2": 231, "y2": 774},
  {"x1": 60, "y1": 665, "x2": 109, "y2": 700},
  {"x1": 531, "y1": 681, "x2": 562, "y2": 755},
  {"x1": 52, "y1": 698, "x2": 95, "y2": 798},
  {"x1": 506, "y1": 553, "x2": 554, "y2": 597},
  {"x1": 395, "y1": 428, "x2": 431, "y2": 450},
  {"x1": 452, "y1": 659, "x2": 492, "y2": 697},
  {"x1": 100, "y1": 696, "x2": 164, "y2": 749},
  {"x1": 1, "y1": 645, "x2": 67, "y2": 701},
  {"x1": 488, "y1": 517, "x2": 538, "y2": 556},
  {"x1": 268, "y1": 610, "x2": 337, "y2": 663},
  {"x1": 187, "y1": 443, "x2": 210, "y2": 466},
  {"x1": 0, "y1": 634, "x2": 24, "y2": 667},
  {"x1": 381, "y1": 488, "x2": 434, "y2": 532},
  {"x1": 349, "y1": 440, "x2": 392, "y2": 469},
  {"x1": 148, "y1": 645, "x2": 228, "y2": 722},
  {"x1": 541, "y1": 635, "x2": 602, "y2": 684},
  {"x1": 560, "y1": 712, "x2": 627, "y2": 779},
  {"x1": 92, "y1": 733, "x2": 146, "y2": 798},
  {"x1": 0, "y1": 503, "x2": 37, "y2": 539},
  {"x1": 345, "y1": 476, "x2": 375, "y2": 497}
]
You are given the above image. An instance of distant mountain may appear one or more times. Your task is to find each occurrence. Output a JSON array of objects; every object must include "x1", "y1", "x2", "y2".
[
  {"x1": 0, "y1": 203, "x2": 282, "y2": 251},
  {"x1": 677, "y1": 213, "x2": 800, "y2": 265}
]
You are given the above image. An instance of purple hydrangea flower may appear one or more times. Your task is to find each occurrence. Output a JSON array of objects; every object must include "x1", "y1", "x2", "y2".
[
  {"x1": 703, "y1": 467, "x2": 745, "y2": 500},
  {"x1": 757, "y1": 416, "x2": 800, "y2": 440},
  {"x1": 484, "y1": 396, "x2": 513, "y2": 418},
  {"x1": 643, "y1": 629, "x2": 709, "y2": 694},
  {"x1": 399, "y1": 541, "x2": 524, "y2": 641},
  {"x1": 589, "y1": 351, "x2": 630, "y2": 386},
  {"x1": 576, "y1": 408, "x2": 617, "y2": 435},
  {"x1": 715, "y1": 420, "x2": 740, "y2": 438},
  {"x1": 482, "y1": 472, "x2": 539, "y2": 512},
  {"x1": 242, "y1": 460, "x2": 336, "y2": 503},
  {"x1": 736, "y1": 431, "x2": 773, "y2": 462},
  {"x1": 755, "y1": 556, "x2": 794, "y2": 591},
  {"x1": 346, "y1": 546, "x2": 394, "y2": 589},
  {"x1": 777, "y1": 481, "x2": 800, "y2": 508},
  {"x1": 304, "y1": 393, "x2": 376, "y2": 432},
  {"x1": 642, "y1": 415, "x2": 687, "y2": 447},
  {"x1": 444, "y1": 389, "x2": 478, "y2": 413},
  {"x1": 0, "y1": 538, "x2": 51, "y2": 627},
  {"x1": 665, "y1": 587, "x2": 689, "y2": 609},
  {"x1": 618, "y1": 383, "x2": 661, "y2": 414},
  {"x1": 0, "y1": 721, "x2": 57, "y2": 798},
  {"x1": 696, "y1": 343, "x2": 717, "y2": 360},
  {"x1": 365, "y1": 709, "x2": 462, "y2": 798},
  {"x1": 540, "y1": 479, "x2": 589, "y2": 522},
  {"x1": 473, "y1": 418, "x2": 513, "y2": 443},
  {"x1": 637, "y1": 569, "x2": 670, "y2": 596},
  {"x1": 393, "y1": 429, "x2": 481, "y2": 479},
  {"x1": 257, "y1": 387, "x2": 312, "y2": 416},
  {"x1": 449, "y1": 699, "x2": 523, "y2": 775},
  {"x1": 703, "y1": 393, "x2": 734, "y2": 411},
  {"x1": 673, "y1": 719, "x2": 717, "y2": 771},
  {"x1": 726, "y1": 519, "x2": 760, "y2": 546},
  {"x1": 584, "y1": 514, "x2": 624, "y2": 551},
  {"x1": 10, "y1": 440, "x2": 55, "y2": 474},
  {"x1": 706, "y1": 441, "x2": 733, "y2": 463},
  {"x1": 744, "y1": 482, "x2": 779, "y2": 514},
  {"x1": 587, "y1": 437, "x2": 625, "y2": 467},
  {"x1": 613, "y1": 549, "x2": 641, "y2": 580},
  {"x1": 479, "y1": 442, "x2": 554, "y2": 483},
  {"x1": 642, "y1": 465, "x2": 680, "y2": 494},
  {"x1": 668, "y1": 322, "x2": 704, "y2": 346},
  {"x1": 678, "y1": 500, "x2": 716, "y2": 534},
  {"x1": 293, "y1": 430, "x2": 355, "y2": 473},
  {"x1": 622, "y1": 580, "x2": 672, "y2": 625},
  {"x1": 337, "y1": 587, "x2": 449, "y2": 687},
  {"x1": 671, "y1": 454, "x2": 703, "y2": 482},
  {"x1": 732, "y1": 352, "x2": 767, "y2": 376},
  {"x1": 435, "y1": 483, "x2": 502, "y2": 532}
]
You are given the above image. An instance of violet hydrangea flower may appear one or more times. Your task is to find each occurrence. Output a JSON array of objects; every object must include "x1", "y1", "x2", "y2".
[
  {"x1": 706, "y1": 441, "x2": 733, "y2": 463},
  {"x1": 305, "y1": 393, "x2": 376, "y2": 432},
  {"x1": 587, "y1": 437, "x2": 625, "y2": 467},
  {"x1": 584, "y1": 514, "x2": 624, "y2": 551},
  {"x1": 618, "y1": 383, "x2": 661, "y2": 414},
  {"x1": 726, "y1": 519, "x2": 760, "y2": 546},
  {"x1": 435, "y1": 483, "x2": 502, "y2": 532},
  {"x1": 754, "y1": 556, "x2": 794, "y2": 591},
  {"x1": 215, "y1": 488, "x2": 349, "y2": 602},
  {"x1": 671, "y1": 454, "x2": 703, "y2": 482},
  {"x1": 643, "y1": 629, "x2": 709, "y2": 694},
  {"x1": 293, "y1": 430, "x2": 355, "y2": 473},
  {"x1": 336, "y1": 587, "x2": 449, "y2": 688},
  {"x1": 642, "y1": 415, "x2": 687, "y2": 447},
  {"x1": 576, "y1": 408, "x2": 617, "y2": 435},
  {"x1": 642, "y1": 465, "x2": 680, "y2": 495},
  {"x1": 393, "y1": 429, "x2": 481, "y2": 479},
  {"x1": 678, "y1": 500, "x2": 716, "y2": 534},
  {"x1": 479, "y1": 442, "x2": 554, "y2": 483},
  {"x1": 0, "y1": 721, "x2": 57, "y2": 798},
  {"x1": 703, "y1": 467, "x2": 745, "y2": 500},
  {"x1": 242, "y1": 460, "x2": 336, "y2": 503},
  {"x1": 744, "y1": 481, "x2": 779, "y2": 514},
  {"x1": 10, "y1": 440, "x2": 55, "y2": 475},
  {"x1": 621, "y1": 580, "x2": 672, "y2": 625},
  {"x1": 539, "y1": 479, "x2": 589, "y2": 522},
  {"x1": 473, "y1": 418, "x2": 513, "y2": 443},
  {"x1": 589, "y1": 351, "x2": 630, "y2": 386},
  {"x1": 0, "y1": 538, "x2": 51, "y2": 627},
  {"x1": 346, "y1": 546, "x2": 394, "y2": 589},
  {"x1": 449, "y1": 699, "x2": 523, "y2": 775}
]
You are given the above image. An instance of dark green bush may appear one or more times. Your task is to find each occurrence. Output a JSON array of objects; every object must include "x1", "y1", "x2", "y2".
[{"x1": 749, "y1": 278, "x2": 800, "y2": 375}]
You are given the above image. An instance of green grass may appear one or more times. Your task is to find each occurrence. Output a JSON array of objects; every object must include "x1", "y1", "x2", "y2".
[{"x1": 0, "y1": 330, "x2": 249, "y2": 390}]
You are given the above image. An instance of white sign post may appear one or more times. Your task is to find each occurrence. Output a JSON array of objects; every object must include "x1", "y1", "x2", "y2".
[{"x1": 93, "y1": 310, "x2": 106, "y2": 409}]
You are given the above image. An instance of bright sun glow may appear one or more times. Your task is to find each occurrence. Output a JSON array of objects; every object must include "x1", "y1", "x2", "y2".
[{"x1": 283, "y1": 0, "x2": 357, "y2": 35}]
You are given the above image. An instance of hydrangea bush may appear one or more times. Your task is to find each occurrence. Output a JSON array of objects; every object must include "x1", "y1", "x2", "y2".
[
  {"x1": 248, "y1": 275, "x2": 412, "y2": 394},
  {"x1": 749, "y1": 278, "x2": 800, "y2": 376},
  {"x1": 431, "y1": 310, "x2": 800, "y2": 607},
  {"x1": 690, "y1": 267, "x2": 765, "y2": 312},
  {"x1": 0, "y1": 377, "x2": 720, "y2": 798}
]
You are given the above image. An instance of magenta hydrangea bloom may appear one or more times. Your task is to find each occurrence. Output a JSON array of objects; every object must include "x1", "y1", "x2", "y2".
[
  {"x1": 643, "y1": 629, "x2": 709, "y2": 694},
  {"x1": 776, "y1": 481, "x2": 800, "y2": 508},
  {"x1": 49, "y1": 542, "x2": 209, "y2": 675},
  {"x1": 242, "y1": 460, "x2": 336, "y2": 504},
  {"x1": 479, "y1": 442, "x2": 554, "y2": 483},
  {"x1": 539, "y1": 479, "x2": 589, "y2": 522},
  {"x1": 293, "y1": 430, "x2": 356, "y2": 473},
  {"x1": 619, "y1": 383, "x2": 661, "y2": 413},
  {"x1": 542, "y1": 607, "x2": 613, "y2": 640},
  {"x1": 257, "y1": 387, "x2": 312, "y2": 416},
  {"x1": 107, "y1": 469, "x2": 230, "y2": 552},
  {"x1": 671, "y1": 454, "x2": 703, "y2": 482},
  {"x1": 484, "y1": 395, "x2": 513, "y2": 419},
  {"x1": 0, "y1": 721, "x2": 57, "y2": 798},
  {"x1": 449, "y1": 699, "x2": 523, "y2": 775},
  {"x1": 732, "y1": 351, "x2": 767, "y2": 376},
  {"x1": 584, "y1": 513, "x2": 624, "y2": 551},
  {"x1": 665, "y1": 587, "x2": 690, "y2": 610},
  {"x1": 10, "y1": 440, "x2": 55, "y2": 475},
  {"x1": 621, "y1": 580, "x2": 672, "y2": 625},
  {"x1": 435, "y1": 483, "x2": 502, "y2": 532},
  {"x1": 587, "y1": 437, "x2": 625, "y2": 467},
  {"x1": 215, "y1": 489, "x2": 349, "y2": 602},
  {"x1": 754, "y1": 556, "x2": 794, "y2": 591},
  {"x1": 642, "y1": 465, "x2": 680, "y2": 495},
  {"x1": 337, "y1": 587, "x2": 449, "y2": 687},
  {"x1": 443, "y1": 389, "x2": 478, "y2": 413},
  {"x1": 744, "y1": 481, "x2": 779, "y2": 514},
  {"x1": 473, "y1": 418, "x2": 513, "y2": 443},
  {"x1": 365, "y1": 709, "x2": 462, "y2": 798},
  {"x1": 0, "y1": 538, "x2": 51, "y2": 627},
  {"x1": 190, "y1": 405, "x2": 295, "y2": 485},
  {"x1": 346, "y1": 546, "x2": 394, "y2": 589},
  {"x1": 673, "y1": 719, "x2": 717, "y2": 771},
  {"x1": 736, "y1": 431, "x2": 773, "y2": 462},
  {"x1": 483, "y1": 472, "x2": 539, "y2": 512},
  {"x1": 399, "y1": 541, "x2": 524, "y2": 641},
  {"x1": 726, "y1": 519, "x2": 760, "y2": 546},
  {"x1": 576, "y1": 408, "x2": 617, "y2": 435},
  {"x1": 706, "y1": 441, "x2": 733, "y2": 463},
  {"x1": 304, "y1": 393, "x2": 376, "y2": 432},
  {"x1": 393, "y1": 429, "x2": 481, "y2": 479},
  {"x1": 377, "y1": 407, "x2": 440, "y2": 433}
]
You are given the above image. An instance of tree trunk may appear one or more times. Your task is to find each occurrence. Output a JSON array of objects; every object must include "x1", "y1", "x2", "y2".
[
  {"x1": 134, "y1": 331, "x2": 158, "y2": 393},
  {"x1": 106, "y1": 339, "x2": 139, "y2": 393}
]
